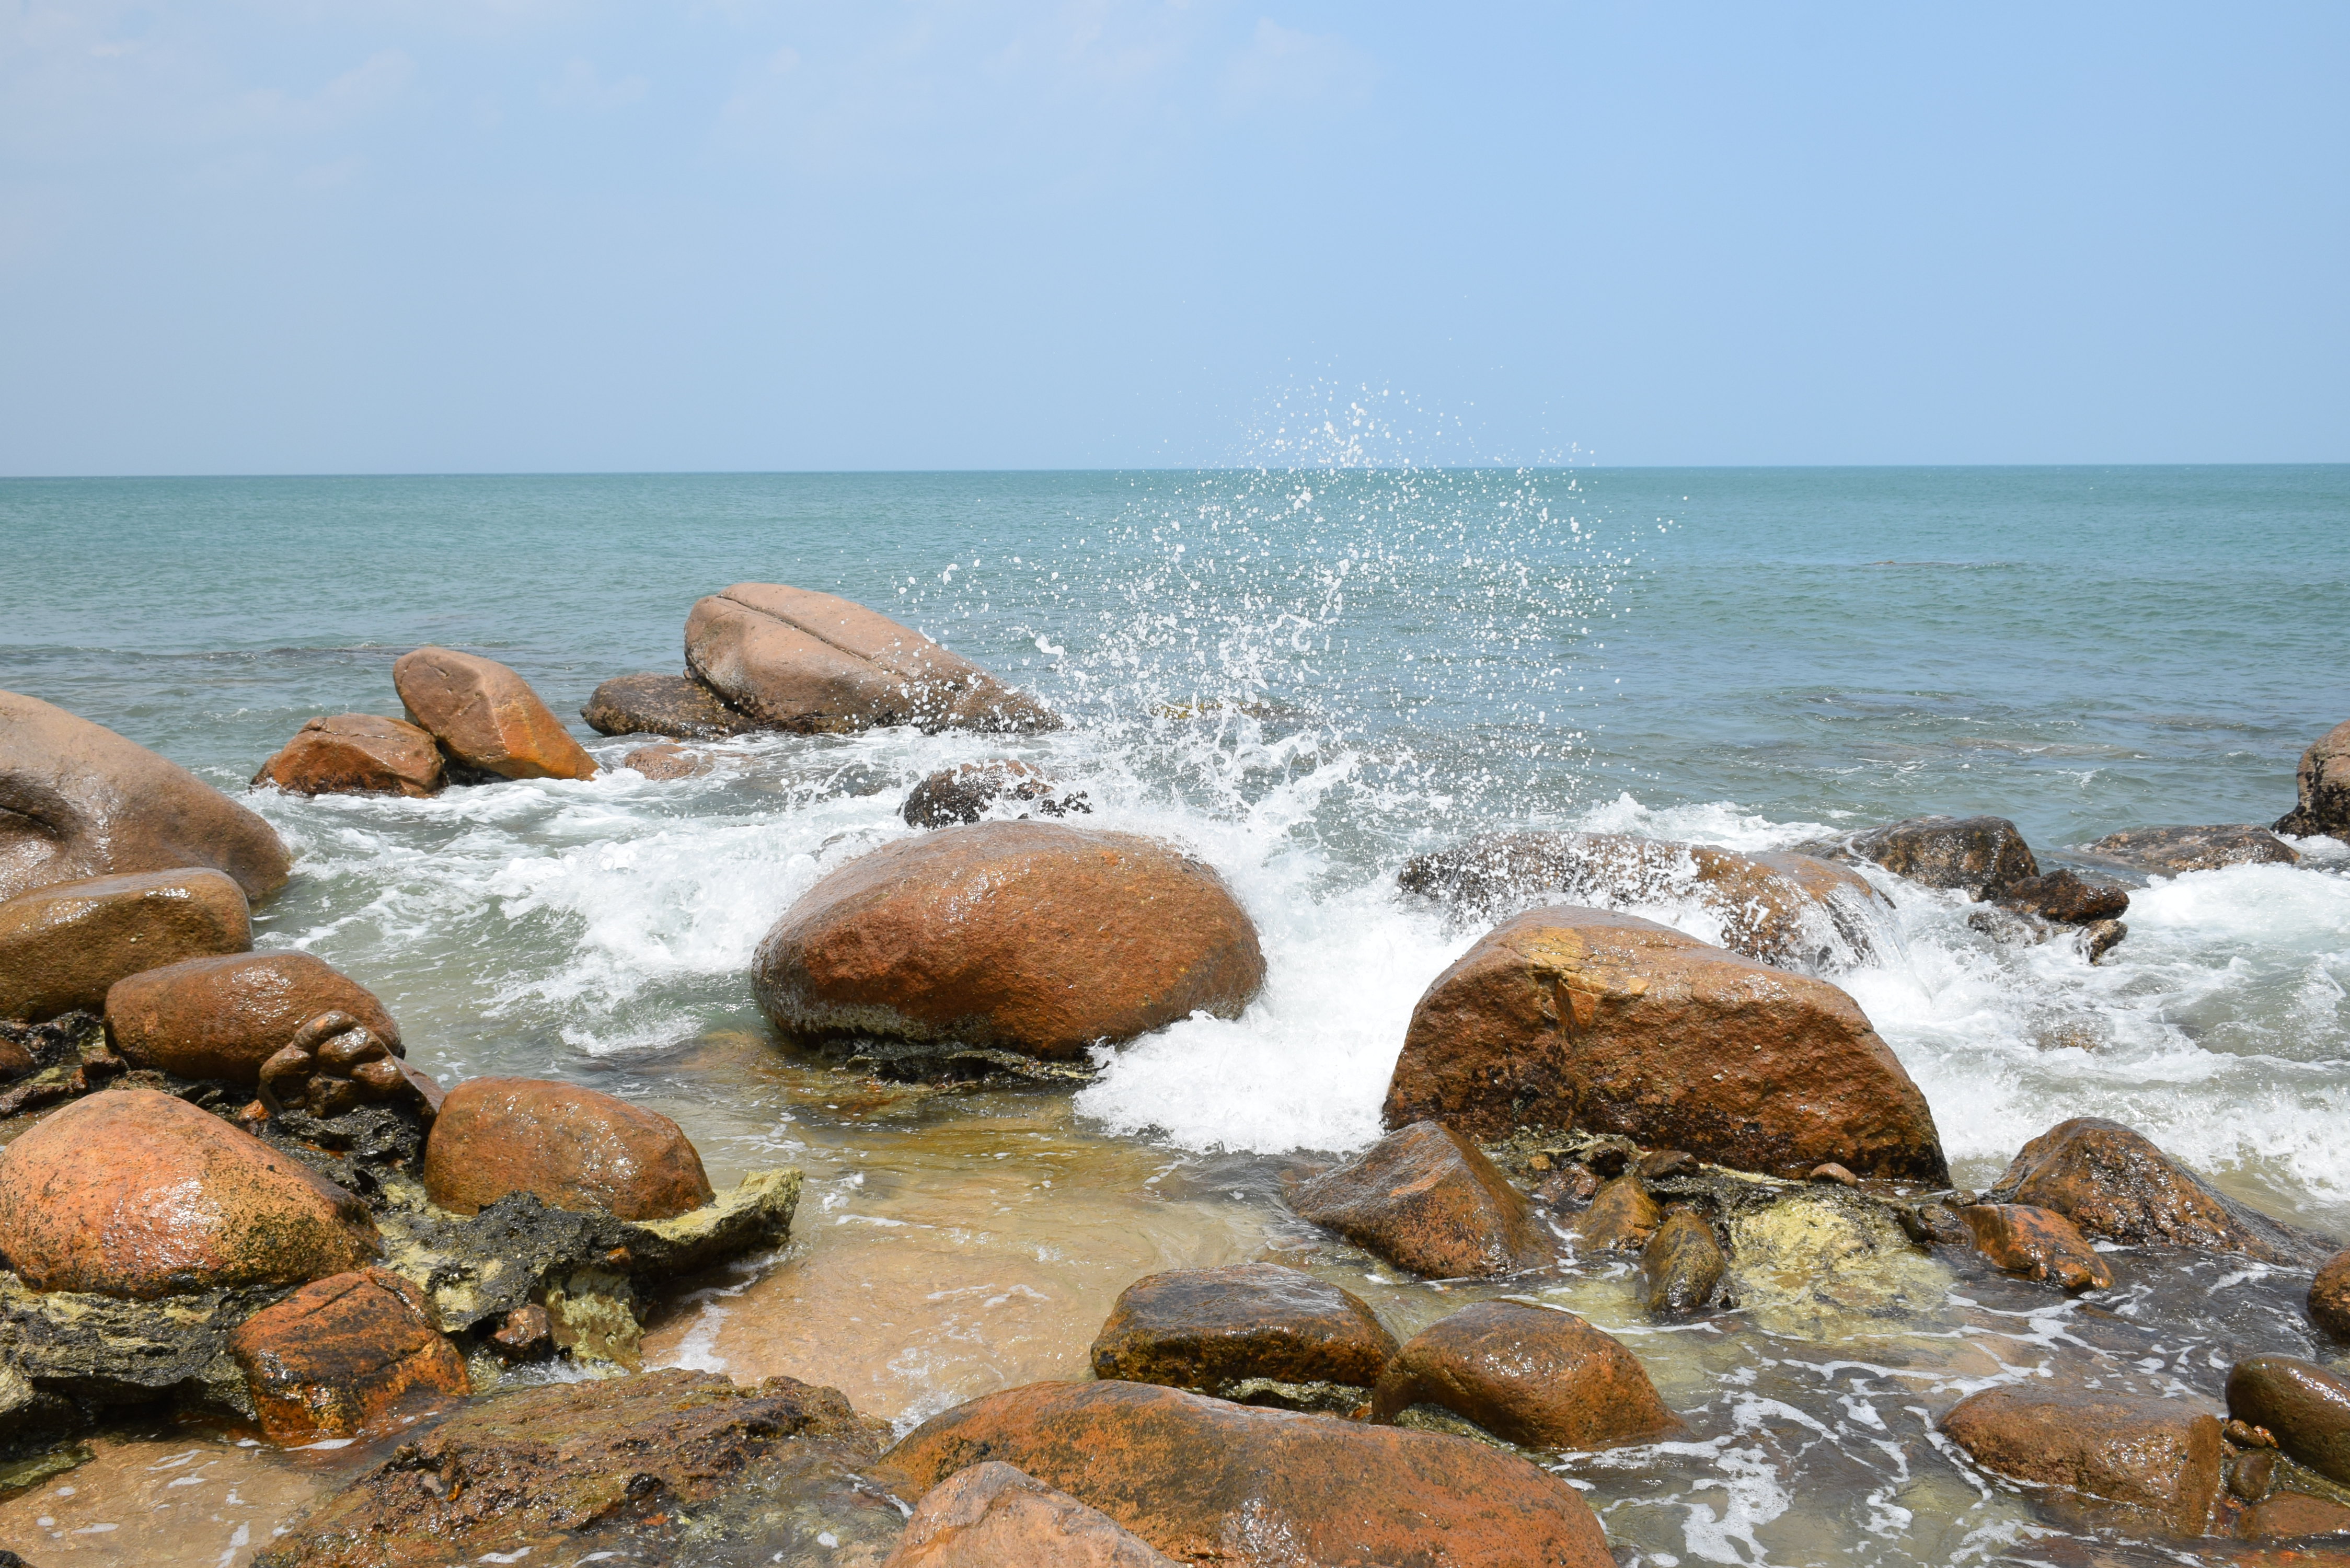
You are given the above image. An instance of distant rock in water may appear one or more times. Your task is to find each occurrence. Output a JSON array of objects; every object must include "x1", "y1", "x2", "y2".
[
  {"x1": 903, "y1": 759, "x2": 1088, "y2": 828},
  {"x1": 1993, "y1": 868, "x2": 2129, "y2": 924},
  {"x1": 252, "y1": 713, "x2": 445, "y2": 798},
  {"x1": 2086, "y1": 823, "x2": 2301, "y2": 873},
  {"x1": 2275, "y1": 719, "x2": 2350, "y2": 840},
  {"x1": 686, "y1": 582, "x2": 1058, "y2": 734},
  {"x1": 393, "y1": 647, "x2": 600, "y2": 783},
  {"x1": 622, "y1": 741, "x2": 721, "y2": 780},
  {"x1": 582, "y1": 672, "x2": 766, "y2": 740},
  {"x1": 1796, "y1": 814, "x2": 2037, "y2": 898},
  {"x1": 1398, "y1": 831, "x2": 1885, "y2": 969}
]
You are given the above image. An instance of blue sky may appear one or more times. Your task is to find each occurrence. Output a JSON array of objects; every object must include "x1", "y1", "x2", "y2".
[{"x1": 2, "y1": 3, "x2": 2344, "y2": 474}]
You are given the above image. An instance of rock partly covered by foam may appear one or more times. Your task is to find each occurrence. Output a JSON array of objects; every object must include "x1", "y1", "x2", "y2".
[
  {"x1": 754, "y1": 822, "x2": 1264, "y2": 1064},
  {"x1": 1986, "y1": 1117, "x2": 2332, "y2": 1265},
  {"x1": 423, "y1": 1077, "x2": 716, "y2": 1222},
  {"x1": 884, "y1": 1462, "x2": 1180, "y2": 1568},
  {"x1": 1089, "y1": 1263, "x2": 1397, "y2": 1403},
  {"x1": 0, "y1": 1088, "x2": 380, "y2": 1298},
  {"x1": 2276, "y1": 719, "x2": 2350, "y2": 840},
  {"x1": 252, "y1": 714, "x2": 446, "y2": 798},
  {"x1": 392, "y1": 647, "x2": 598, "y2": 782},
  {"x1": 0, "y1": 869, "x2": 250, "y2": 1022},
  {"x1": 902, "y1": 759, "x2": 1087, "y2": 828},
  {"x1": 2229, "y1": 1356, "x2": 2350, "y2": 1488},
  {"x1": 1399, "y1": 832, "x2": 1886, "y2": 969},
  {"x1": 1941, "y1": 1383, "x2": 2222, "y2": 1537},
  {"x1": 229, "y1": 1266, "x2": 469, "y2": 1442},
  {"x1": 886, "y1": 1379, "x2": 1616, "y2": 1568},
  {"x1": 1369, "y1": 1300, "x2": 1684, "y2": 1451},
  {"x1": 686, "y1": 583, "x2": 1057, "y2": 734},
  {"x1": 1291, "y1": 1121, "x2": 1551, "y2": 1279},
  {"x1": 2086, "y1": 824, "x2": 2302, "y2": 873},
  {"x1": 1802, "y1": 814, "x2": 2037, "y2": 898},
  {"x1": 1994, "y1": 869, "x2": 2129, "y2": 925},
  {"x1": 1385, "y1": 906, "x2": 1949, "y2": 1182},
  {"x1": 581, "y1": 672, "x2": 765, "y2": 740},
  {"x1": 0, "y1": 689, "x2": 292, "y2": 904},
  {"x1": 105, "y1": 951, "x2": 402, "y2": 1085}
]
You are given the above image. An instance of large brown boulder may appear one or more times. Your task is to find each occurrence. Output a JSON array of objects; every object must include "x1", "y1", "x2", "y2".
[
  {"x1": 2228, "y1": 1357, "x2": 2350, "y2": 1487},
  {"x1": 0, "y1": 689, "x2": 291, "y2": 904},
  {"x1": 685, "y1": 582, "x2": 1058, "y2": 734},
  {"x1": 1399, "y1": 831, "x2": 1886, "y2": 969},
  {"x1": 1089, "y1": 1263, "x2": 1397, "y2": 1401},
  {"x1": 1368, "y1": 1301, "x2": 1684, "y2": 1450},
  {"x1": 391, "y1": 647, "x2": 598, "y2": 782},
  {"x1": 1806, "y1": 814, "x2": 2037, "y2": 897},
  {"x1": 229, "y1": 1267, "x2": 469, "y2": 1442},
  {"x1": 886, "y1": 1379, "x2": 1615, "y2": 1567},
  {"x1": 1941, "y1": 1383, "x2": 2222, "y2": 1536},
  {"x1": 1384, "y1": 906, "x2": 1949, "y2": 1182},
  {"x1": 754, "y1": 822, "x2": 1265, "y2": 1062},
  {"x1": 104, "y1": 951, "x2": 401, "y2": 1083},
  {"x1": 581, "y1": 672, "x2": 764, "y2": 739},
  {"x1": 0, "y1": 869, "x2": 250, "y2": 1022},
  {"x1": 1985, "y1": 1118, "x2": 2331, "y2": 1265},
  {"x1": 2276, "y1": 720, "x2": 2350, "y2": 840},
  {"x1": 2086, "y1": 825, "x2": 2301, "y2": 873},
  {"x1": 884, "y1": 1462, "x2": 1178, "y2": 1568},
  {"x1": 252, "y1": 714, "x2": 445, "y2": 798},
  {"x1": 0, "y1": 1088, "x2": 379, "y2": 1298},
  {"x1": 1291, "y1": 1121, "x2": 1550, "y2": 1279},
  {"x1": 423, "y1": 1077, "x2": 715, "y2": 1221}
]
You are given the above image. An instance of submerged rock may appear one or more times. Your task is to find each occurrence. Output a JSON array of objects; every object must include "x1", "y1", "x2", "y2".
[
  {"x1": 2311, "y1": 1251, "x2": 2350, "y2": 1340},
  {"x1": 1643, "y1": 1209, "x2": 1727, "y2": 1313},
  {"x1": 581, "y1": 671, "x2": 765, "y2": 739},
  {"x1": 1089, "y1": 1263, "x2": 1396, "y2": 1408},
  {"x1": 0, "y1": 688, "x2": 291, "y2": 904},
  {"x1": 1995, "y1": 868, "x2": 2130, "y2": 924},
  {"x1": 252, "y1": 714, "x2": 445, "y2": 798},
  {"x1": 1804, "y1": 813, "x2": 2037, "y2": 898},
  {"x1": 105, "y1": 951, "x2": 402, "y2": 1085},
  {"x1": 0, "y1": 869, "x2": 250, "y2": 1022},
  {"x1": 422, "y1": 1077, "x2": 714, "y2": 1222},
  {"x1": 1941, "y1": 1383, "x2": 2222, "y2": 1537},
  {"x1": 686, "y1": 582, "x2": 1058, "y2": 734},
  {"x1": 1722, "y1": 1187, "x2": 1952, "y2": 1335},
  {"x1": 1398, "y1": 831, "x2": 1886, "y2": 969},
  {"x1": 1368, "y1": 1300, "x2": 1684, "y2": 1451},
  {"x1": 884, "y1": 1461, "x2": 1179, "y2": 1568},
  {"x1": 902, "y1": 759, "x2": 1088, "y2": 828},
  {"x1": 2087, "y1": 824, "x2": 2302, "y2": 873},
  {"x1": 1959, "y1": 1202, "x2": 2114, "y2": 1292},
  {"x1": 754, "y1": 822, "x2": 1264, "y2": 1064},
  {"x1": 1986, "y1": 1117, "x2": 2332, "y2": 1265},
  {"x1": 2228, "y1": 1357, "x2": 2350, "y2": 1488},
  {"x1": 228, "y1": 1267, "x2": 468, "y2": 1442},
  {"x1": 391, "y1": 647, "x2": 598, "y2": 782},
  {"x1": 620, "y1": 740, "x2": 719, "y2": 779},
  {"x1": 1385, "y1": 906, "x2": 1949, "y2": 1182},
  {"x1": 886, "y1": 1379, "x2": 1616, "y2": 1567},
  {"x1": 1290, "y1": 1121, "x2": 1551, "y2": 1279},
  {"x1": 2275, "y1": 719, "x2": 2350, "y2": 840}
]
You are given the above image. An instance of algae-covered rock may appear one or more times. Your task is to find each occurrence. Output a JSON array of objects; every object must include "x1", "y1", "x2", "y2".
[{"x1": 1724, "y1": 1187, "x2": 1952, "y2": 1336}]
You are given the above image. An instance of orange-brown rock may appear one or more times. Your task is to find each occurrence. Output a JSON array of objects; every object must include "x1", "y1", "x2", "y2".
[
  {"x1": 257, "y1": 1010, "x2": 432, "y2": 1119},
  {"x1": 0, "y1": 869, "x2": 250, "y2": 1021},
  {"x1": 1399, "y1": 831, "x2": 1886, "y2": 969},
  {"x1": 391, "y1": 647, "x2": 598, "y2": 782},
  {"x1": 1290, "y1": 1121, "x2": 1550, "y2": 1279},
  {"x1": 423, "y1": 1077, "x2": 715, "y2": 1221},
  {"x1": 1384, "y1": 906, "x2": 1949, "y2": 1182},
  {"x1": 886, "y1": 1379, "x2": 1615, "y2": 1567},
  {"x1": 1986, "y1": 1118, "x2": 2330, "y2": 1265},
  {"x1": 0, "y1": 1088, "x2": 379, "y2": 1298},
  {"x1": 230, "y1": 1267, "x2": 469, "y2": 1442},
  {"x1": 1369, "y1": 1301, "x2": 1683, "y2": 1451},
  {"x1": 581, "y1": 672, "x2": 764, "y2": 740},
  {"x1": 1960, "y1": 1202, "x2": 2115, "y2": 1292},
  {"x1": 1089, "y1": 1263, "x2": 1397, "y2": 1398},
  {"x1": 620, "y1": 742, "x2": 717, "y2": 780},
  {"x1": 2312, "y1": 1251, "x2": 2350, "y2": 1340},
  {"x1": 754, "y1": 822, "x2": 1264, "y2": 1062},
  {"x1": 1941, "y1": 1383, "x2": 2222, "y2": 1536},
  {"x1": 2241, "y1": 1490, "x2": 2350, "y2": 1540},
  {"x1": 2276, "y1": 719, "x2": 2350, "y2": 840},
  {"x1": 0, "y1": 688, "x2": 291, "y2": 904},
  {"x1": 252, "y1": 714, "x2": 446, "y2": 798},
  {"x1": 903, "y1": 759, "x2": 1087, "y2": 828},
  {"x1": 686, "y1": 583, "x2": 1058, "y2": 735},
  {"x1": 105, "y1": 951, "x2": 401, "y2": 1084},
  {"x1": 884, "y1": 1462, "x2": 1178, "y2": 1567},
  {"x1": 1574, "y1": 1174, "x2": 1662, "y2": 1252},
  {"x1": 1643, "y1": 1208, "x2": 1727, "y2": 1313},
  {"x1": 2229, "y1": 1357, "x2": 2350, "y2": 1488}
]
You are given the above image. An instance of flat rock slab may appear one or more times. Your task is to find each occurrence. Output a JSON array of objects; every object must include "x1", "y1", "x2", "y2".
[
  {"x1": 1088, "y1": 1262, "x2": 1397, "y2": 1398},
  {"x1": 1291, "y1": 1121, "x2": 1550, "y2": 1279},
  {"x1": 582, "y1": 672, "x2": 766, "y2": 739},
  {"x1": 253, "y1": 713, "x2": 446, "y2": 798},
  {"x1": 229, "y1": 1267, "x2": 468, "y2": 1442},
  {"x1": 1942, "y1": 1382, "x2": 2222, "y2": 1537},
  {"x1": 884, "y1": 1462, "x2": 1178, "y2": 1567},
  {"x1": 886, "y1": 1379, "x2": 1616, "y2": 1567},
  {"x1": 1385, "y1": 905, "x2": 1949, "y2": 1182},
  {"x1": 2229, "y1": 1357, "x2": 2350, "y2": 1488},
  {"x1": 1369, "y1": 1300, "x2": 1684, "y2": 1451},
  {"x1": 0, "y1": 868, "x2": 250, "y2": 1022},
  {"x1": 423, "y1": 1076, "x2": 715, "y2": 1221},
  {"x1": 2086, "y1": 824, "x2": 2302, "y2": 873},
  {"x1": 105, "y1": 950, "x2": 402, "y2": 1085},
  {"x1": 393, "y1": 647, "x2": 598, "y2": 782}
]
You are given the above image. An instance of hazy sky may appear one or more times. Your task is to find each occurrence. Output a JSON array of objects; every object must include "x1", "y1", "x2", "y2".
[{"x1": 3, "y1": 3, "x2": 2344, "y2": 475}]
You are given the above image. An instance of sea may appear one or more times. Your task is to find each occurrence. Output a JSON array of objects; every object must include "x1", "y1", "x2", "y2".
[{"x1": 3, "y1": 462, "x2": 2346, "y2": 1565}]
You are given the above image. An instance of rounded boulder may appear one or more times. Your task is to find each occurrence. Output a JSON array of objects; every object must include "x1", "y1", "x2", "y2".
[
  {"x1": 423, "y1": 1077, "x2": 715, "y2": 1221},
  {"x1": 1368, "y1": 1300, "x2": 1685, "y2": 1450},
  {"x1": 105, "y1": 951, "x2": 401, "y2": 1084},
  {"x1": 0, "y1": 869, "x2": 251, "y2": 1022},
  {"x1": 392, "y1": 647, "x2": 598, "y2": 782},
  {"x1": 754, "y1": 822, "x2": 1265, "y2": 1061},
  {"x1": 252, "y1": 714, "x2": 445, "y2": 798},
  {"x1": 1089, "y1": 1263, "x2": 1397, "y2": 1400},
  {"x1": 229, "y1": 1266, "x2": 469, "y2": 1442}
]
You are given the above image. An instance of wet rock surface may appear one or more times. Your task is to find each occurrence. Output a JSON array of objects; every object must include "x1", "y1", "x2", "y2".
[
  {"x1": 754, "y1": 821, "x2": 1265, "y2": 1065},
  {"x1": 2228, "y1": 1358, "x2": 2350, "y2": 1488},
  {"x1": 1369, "y1": 1300, "x2": 1684, "y2": 1450},
  {"x1": 582, "y1": 671, "x2": 766, "y2": 739},
  {"x1": 1291, "y1": 1121, "x2": 1550, "y2": 1278},
  {"x1": 883, "y1": 1461, "x2": 1178, "y2": 1567},
  {"x1": 252, "y1": 714, "x2": 446, "y2": 798},
  {"x1": 621, "y1": 740, "x2": 719, "y2": 779},
  {"x1": 1385, "y1": 905, "x2": 1949, "y2": 1181},
  {"x1": 902, "y1": 759, "x2": 1087, "y2": 828},
  {"x1": 2085, "y1": 824, "x2": 2303, "y2": 872},
  {"x1": 1088, "y1": 1263, "x2": 1396, "y2": 1404},
  {"x1": 392, "y1": 646, "x2": 599, "y2": 782},
  {"x1": 2274, "y1": 718, "x2": 2350, "y2": 839},
  {"x1": 229, "y1": 1266, "x2": 468, "y2": 1442},
  {"x1": 0, "y1": 869, "x2": 250, "y2": 1022},
  {"x1": 886, "y1": 1378, "x2": 1617, "y2": 1567},
  {"x1": 1960, "y1": 1202, "x2": 2115, "y2": 1292},
  {"x1": 422, "y1": 1077, "x2": 715, "y2": 1221},
  {"x1": 0, "y1": 688, "x2": 292, "y2": 904},
  {"x1": 1575, "y1": 1173, "x2": 1662, "y2": 1251},
  {"x1": 2311, "y1": 1251, "x2": 2350, "y2": 1340},
  {"x1": 1942, "y1": 1383, "x2": 2224, "y2": 1537},
  {"x1": 1995, "y1": 868, "x2": 2131, "y2": 924},
  {"x1": 686, "y1": 582, "x2": 1058, "y2": 734},
  {"x1": 105, "y1": 951, "x2": 403, "y2": 1085},
  {"x1": 1798, "y1": 812, "x2": 2038, "y2": 897},
  {"x1": 258, "y1": 1010, "x2": 433, "y2": 1120},
  {"x1": 1643, "y1": 1208, "x2": 1727, "y2": 1313}
]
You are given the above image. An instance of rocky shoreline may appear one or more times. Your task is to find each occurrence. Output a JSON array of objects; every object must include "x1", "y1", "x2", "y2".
[{"x1": 1, "y1": 585, "x2": 2346, "y2": 1564}]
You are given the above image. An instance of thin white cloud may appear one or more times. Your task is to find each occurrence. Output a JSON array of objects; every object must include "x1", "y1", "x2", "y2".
[
  {"x1": 545, "y1": 57, "x2": 647, "y2": 110},
  {"x1": 228, "y1": 49, "x2": 416, "y2": 135},
  {"x1": 1221, "y1": 17, "x2": 1375, "y2": 115}
]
